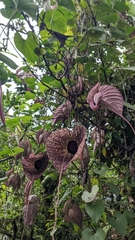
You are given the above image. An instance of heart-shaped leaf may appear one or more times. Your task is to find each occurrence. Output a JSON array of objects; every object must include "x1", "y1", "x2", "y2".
[{"x1": 85, "y1": 199, "x2": 105, "y2": 223}]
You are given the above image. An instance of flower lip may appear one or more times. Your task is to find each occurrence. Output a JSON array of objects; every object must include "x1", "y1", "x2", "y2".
[{"x1": 67, "y1": 140, "x2": 78, "y2": 154}]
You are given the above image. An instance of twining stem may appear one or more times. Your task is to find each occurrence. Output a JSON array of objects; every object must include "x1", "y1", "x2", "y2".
[{"x1": 52, "y1": 167, "x2": 63, "y2": 240}]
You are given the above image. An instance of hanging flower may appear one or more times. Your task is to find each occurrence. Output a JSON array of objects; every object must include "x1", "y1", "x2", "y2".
[
  {"x1": 22, "y1": 152, "x2": 48, "y2": 181},
  {"x1": 46, "y1": 125, "x2": 86, "y2": 172},
  {"x1": 16, "y1": 139, "x2": 32, "y2": 160},
  {"x1": 23, "y1": 194, "x2": 40, "y2": 225},
  {"x1": 87, "y1": 82, "x2": 135, "y2": 134},
  {"x1": 52, "y1": 100, "x2": 73, "y2": 126},
  {"x1": 69, "y1": 76, "x2": 84, "y2": 97},
  {"x1": 91, "y1": 127, "x2": 105, "y2": 153},
  {"x1": 36, "y1": 128, "x2": 51, "y2": 144},
  {"x1": 0, "y1": 84, "x2": 5, "y2": 124},
  {"x1": 81, "y1": 144, "x2": 90, "y2": 185},
  {"x1": 63, "y1": 198, "x2": 83, "y2": 228},
  {"x1": 5, "y1": 173, "x2": 21, "y2": 190}
]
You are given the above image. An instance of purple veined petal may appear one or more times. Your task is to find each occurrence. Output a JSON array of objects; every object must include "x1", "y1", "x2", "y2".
[
  {"x1": 52, "y1": 100, "x2": 72, "y2": 126},
  {"x1": 87, "y1": 82, "x2": 100, "y2": 102},
  {"x1": 87, "y1": 82, "x2": 100, "y2": 110},
  {"x1": 0, "y1": 85, "x2": 5, "y2": 124},
  {"x1": 98, "y1": 85, "x2": 135, "y2": 134}
]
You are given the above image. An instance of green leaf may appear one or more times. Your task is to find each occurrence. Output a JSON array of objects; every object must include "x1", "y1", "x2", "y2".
[
  {"x1": 107, "y1": 182, "x2": 119, "y2": 196},
  {"x1": 82, "y1": 228, "x2": 106, "y2": 240},
  {"x1": 82, "y1": 185, "x2": 99, "y2": 203},
  {"x1": 42, "y1": 76, "x2": 54, "y2": 83},
  {"x1": 24, "y1": 91, "x2": 35, "y2": 100},
  {"x1": 102, "y1": 13, "x2": 119, "y2": 24},
  {"x1": 85, "y1": 199, "x2": 105, "y2": 223},
  {"x1": 124, "y1": 102, "x2": 135, "y2": 111},
  {"x1": 113, "y1": 2, "x2": 129, "y2": 12},
  {"x1": 16, "y1": 0, "x2": 36, "y2": 19},
  {"x1": 20, "y1": 116, "x2": 32, "y2": 123},
  {"x1": 126, "y1": 2, "x2": 135, "y2": 17},
  {"x1": 56, "y1": 0, "x2": 76, "y2": 12},
  {"x1": 107, "y1": 212, "x2": 127, "y2": 236},
  {"x1": 30, "y1": 103, "x2": 44, "y2": 111},
  {"x1": 59, "y1": 189, "x2": 72, "y2": 205},
  {"x1": 13, "y1": 147, "x2": 24, "y2": 154},
  {"x1": 0, "y1": 148, "x2": 12, "y2": 156},
  {"x1": 14, "y1": 32, "x2": 38, "y2": 63},
  {"x1": 0, "y1": 53, "x2": 18, "y2": 69},
  {"x1": 6, "y1": 117, "x2": 20, "y2": 126}
]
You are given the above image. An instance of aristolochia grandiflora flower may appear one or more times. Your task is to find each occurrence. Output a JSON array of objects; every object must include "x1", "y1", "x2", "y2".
[
  {"x1": 46, "y1": 125, "x2": 86, "y2": 172},
  {"x1": 22, "y1": 152, "x2": 48, "y2": 181},
  {"x1": 87, "y1": 82, "x2": 135, "y2": 134}
]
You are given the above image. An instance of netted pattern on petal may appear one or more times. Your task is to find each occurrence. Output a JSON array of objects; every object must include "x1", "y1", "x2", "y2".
[
  {"x1": 22, "y1": 152, "x2": 48, "y2": 180},
  {"x1": 46, "y1": 125, "x2": 86, "y2": 172},
  {"x1": 5, "y1": 174, "x2": 21, "y2": 190},
  {"x1": 52, "y1": 100, "x2": 73, "y2": 126},
  {"x1": 23, "y1": 195, "x2": 39, "y2": 225}
]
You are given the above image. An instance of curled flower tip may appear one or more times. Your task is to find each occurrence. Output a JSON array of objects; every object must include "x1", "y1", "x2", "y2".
[
  {"x1": 0, "y1": 84, "x2": 5, "y2": 124},
  {"x1": 36, "y1": 128, "x2": 51, "y2": 144},
  {"x1": 87, "y1": 82, "x2": 101, "y2": 110},
  {"x1": 46, "y1": 125, "x2": 86, "y2": 172},
  {"x1": 22, "y1": 152, "x2": 48, "y2": 181},
  {"x1": 17, "y1": 139, "x2": 32, "y2": 159},
  {"x1": 71, "y1": 76, "x2": 84, "y2": 97},
  {"x1": 52, "y1": 100, "x2": 73, "y2": 126}
]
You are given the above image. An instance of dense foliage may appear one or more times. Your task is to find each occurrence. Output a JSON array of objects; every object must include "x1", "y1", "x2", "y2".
[{"x1": 0, "y1": 0, "x2": 135, "y2": 239}]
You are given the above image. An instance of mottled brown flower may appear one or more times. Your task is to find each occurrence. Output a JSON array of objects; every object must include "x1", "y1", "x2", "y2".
[
  {"x1": 52, "y1": 100, "x2": 73, "y2": 126},
  {"x1": 91, "y1": 127, "x2": 105, "y2": 153},
  {"x1": 22, "y1": 152, "x2": 48, "y2": 181},
  {"x1": 5, "y1": 173, "x2": 21, "y2": 190},
  {"x1": 0, "y1": 84, "x2": 5, "y2": 124},
  {"x1": 46, "y1": 125, "x2": 86, "y2": 171},
  {"x1": 16, "y1": 139, "x2": 32, "y2": 160},
  {"x1": 70, "y1": 76, "x2": 84, "y2": 97},
  {"x1": 63, "y1": 199, "x2": 83, "y2": 228},
  {"x1": 36, "y1": 128, "x2": 51, "y2": 144},
  {"x1": 23, "y1": 194, "x2": 40, "y2": 225}
]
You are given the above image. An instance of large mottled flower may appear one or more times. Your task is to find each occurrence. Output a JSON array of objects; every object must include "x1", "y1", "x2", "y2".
[
  {"x1": 52, "y1": 100, "x2": 73, "y2": 126},
  {"x1": 87, "y1": 82, "x2": 135, "y2": 134},
  {"x1": 22, "y1": 152, "x2": 48, "y2": 181},
  {"x1": 46, "y1": 125, "x2": 86, "y2": 171}
]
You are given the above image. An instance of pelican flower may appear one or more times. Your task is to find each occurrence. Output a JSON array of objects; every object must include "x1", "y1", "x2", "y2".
[{"x1": 87, "y1": 83, "x2": 135, "y2": 134}]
